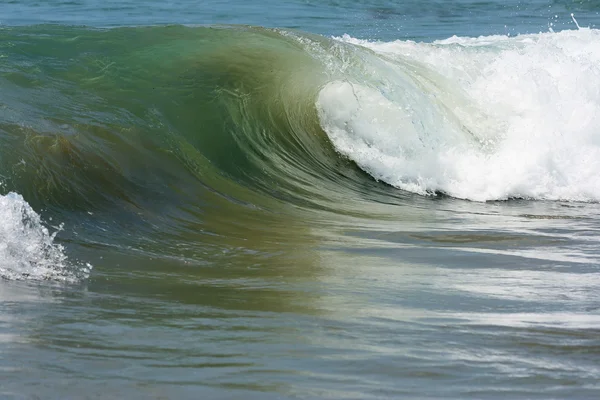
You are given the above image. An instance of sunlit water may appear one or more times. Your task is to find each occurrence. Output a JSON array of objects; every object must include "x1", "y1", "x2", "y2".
[{"x1": 1, "y1": 1, "x2": 600, "y2": 399}]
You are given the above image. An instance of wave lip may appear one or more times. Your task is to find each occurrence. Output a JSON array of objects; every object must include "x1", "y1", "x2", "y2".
[
  {"x1": 0, "y1": 192, "x2": 91, "y2": 282},
  {"x1": 318, "y1": 29, "x2": 600, "y2": 202}
]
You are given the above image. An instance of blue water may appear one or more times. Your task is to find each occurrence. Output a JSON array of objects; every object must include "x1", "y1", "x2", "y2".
[{"x1": 2, "y1": 0, "x2": 597, "y2": 39}]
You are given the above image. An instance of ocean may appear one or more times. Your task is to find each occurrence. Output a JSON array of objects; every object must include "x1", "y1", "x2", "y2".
[{"x1": 1, "y1": 1, "x2": 600, "y2": 398}]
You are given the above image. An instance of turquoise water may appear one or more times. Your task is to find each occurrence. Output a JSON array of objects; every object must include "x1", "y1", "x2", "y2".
[
  {"x1": 3, "y1": 0, "x2": 598, "y2": 39},
  {"x1": 1, "y1": 1, "x2": 600, "y2": 399}
]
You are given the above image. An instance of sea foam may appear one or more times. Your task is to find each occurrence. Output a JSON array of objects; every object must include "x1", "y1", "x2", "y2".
[
  {"x1": 317, "y1": 28, "x2": 600, "y2": 201},
  {"x1": 0, "y1": 192, "x2": 91, "y2": 282}
]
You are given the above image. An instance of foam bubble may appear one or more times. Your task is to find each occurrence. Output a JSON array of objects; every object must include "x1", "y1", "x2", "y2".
[
  {"x1": 0, "y1": 192, "x2": 91, "y2": 282},
  {"x1": 318, "y1": 29, "x2": 600, "y2": 201}
]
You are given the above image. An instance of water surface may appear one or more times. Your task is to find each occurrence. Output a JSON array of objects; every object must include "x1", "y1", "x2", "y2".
[{"x1": 1, "y1": 1, "x2": 600, "y2": 399}]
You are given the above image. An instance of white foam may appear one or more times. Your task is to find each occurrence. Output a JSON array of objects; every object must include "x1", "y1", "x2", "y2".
[
  {"x1": 0, "y1": 192, "x2": 91, "y2": 282},
  {"x1": 317, "y1": 29, "x2": 600, "y2": 201}
]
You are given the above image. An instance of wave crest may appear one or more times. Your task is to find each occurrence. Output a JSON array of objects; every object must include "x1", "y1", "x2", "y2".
[{"x1": 318, "y1": 29, "x2": 600, "y2": 201}]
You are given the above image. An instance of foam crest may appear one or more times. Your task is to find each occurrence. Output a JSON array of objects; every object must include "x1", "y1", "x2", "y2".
[
  {"x1": 318, "y1": 29, "x2": 600, "y2": 201},
  {"x1": 0, "y1": 192, "x2": 91, "y2": 282}
]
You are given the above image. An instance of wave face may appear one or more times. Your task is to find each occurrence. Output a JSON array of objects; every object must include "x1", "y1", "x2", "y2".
[
  {"x1": 319, "y1": 28, "x2": 600, "y2": 201},
  {"x1": 0, "y1": 25, "x2": 599, "y2": 278}
]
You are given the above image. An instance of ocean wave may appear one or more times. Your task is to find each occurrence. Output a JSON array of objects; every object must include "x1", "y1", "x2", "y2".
[{"x1": 1, "y1": 24, "x2": 598, "y2": 223}]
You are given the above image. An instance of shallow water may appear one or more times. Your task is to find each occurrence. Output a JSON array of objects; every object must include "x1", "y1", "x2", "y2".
[{"x1": 1, "y1": 1, "x2": 600, "y2": 399}]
